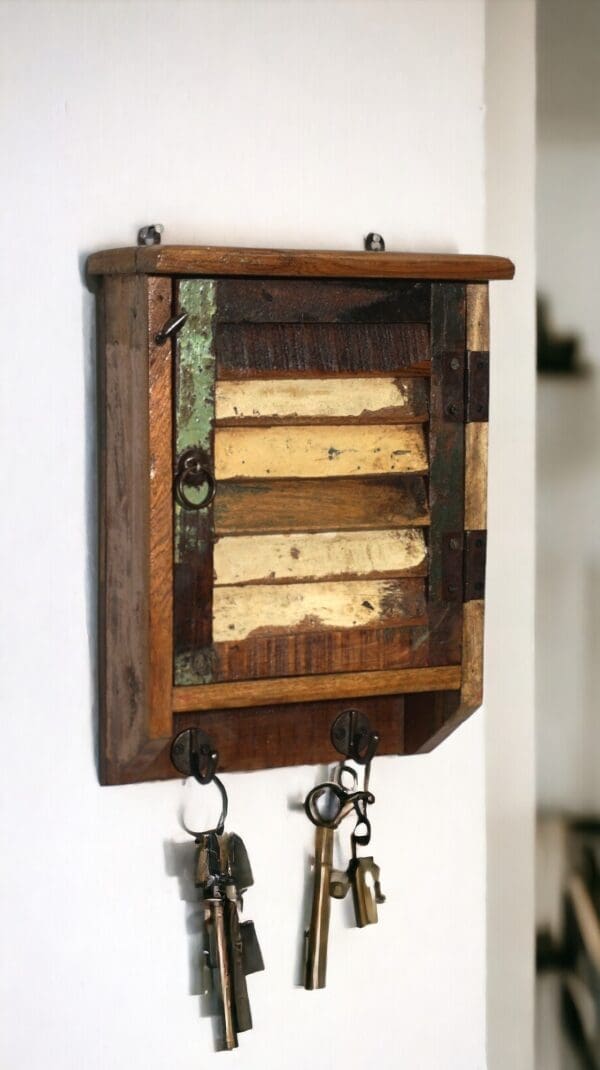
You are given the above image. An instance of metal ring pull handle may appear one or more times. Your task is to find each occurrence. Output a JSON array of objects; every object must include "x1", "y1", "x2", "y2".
[{"x1": 174, "y1": 448, "x2": 216, "y2": 511}]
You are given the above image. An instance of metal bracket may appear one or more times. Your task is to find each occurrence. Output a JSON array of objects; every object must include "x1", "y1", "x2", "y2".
[
  {"x1": 441, "y1": 352, "x2": 465, "y2": 422},
  {"x1": 466, "y1": 350, "x2": 489, "y2": 422},
  {"x1": 331, "y1": 709, "x2": 380, "y2": 764},
  {"x1": 170, "y1": 728, "x2": 218, "y2": 783},
  {"x1": 463, "y1": 530, "x2": 487, "y2": 601},
  {"x1": 441, "y1": 533, "x2": 464, "y2": 602}
]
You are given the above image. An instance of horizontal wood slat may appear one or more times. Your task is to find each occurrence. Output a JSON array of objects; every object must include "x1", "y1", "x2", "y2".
[
  {"x1": 214, "y1": 376, "x2": 428, "y2": 425},
  {"x1": 172, "y1": 664, "x2": 463, "y2": 712},
  {"x1": 215, "y1": 322, "x2": 430, "y2": 377},
  {"x1": 212, "y1": 578, "x2": 426, "y2": 642},
  {"x1": 213, "y1": 475, "x2": 430, "y2": 535},
  {"x1": 216, "y1": 278, "x2": 431, "y2": 323},
  {"x1": 214, "y1": 425, "x2": 428, "y2": 480},
  {"x1": 213, "y1": 529, "x2": 428, "y2": 585},
  {"x1": 213, "y1": 624, "x2": 430, "y2": 679}
]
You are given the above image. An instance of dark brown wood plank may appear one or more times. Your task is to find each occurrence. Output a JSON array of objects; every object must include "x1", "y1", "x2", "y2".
[
  {"x1": 87, "y1": 245, "x2": 515, "y2": 281},
  {"x1": 215, "y1": 322, "x2": 430, "y2": 377},
  {"x1": 403, "y1": 691, "x2": 461, "y2": 754},
  {"x1": 216, "y1": 278, "x2": 430, "y2": 323},
  {"x1": 214, "y1": 476, "x2": 430, "y2": 535},
  {"x1": 170, "y1": 694, "x2": 406, "y2": 776},
  {"x1": 212, "y1": 625, "x2": 430, "y2": 680},
  {"x1": 98, "y1": 274, "x2": 151, "y2": 784},
  {"x1": 428, "y1": 284, "x2": 466, "y2": 604}
]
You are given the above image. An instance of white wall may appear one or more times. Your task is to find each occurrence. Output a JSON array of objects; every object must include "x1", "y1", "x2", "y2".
[
  {"x1": 485, "y1": 3, "x2": 536, "y2": 1066},
  {"x1": 0, "y1": 3, "x2": 535, "y2": 1068},
  {"x1": 536, "y1": 0, "x2": 600, "y2": 812}
]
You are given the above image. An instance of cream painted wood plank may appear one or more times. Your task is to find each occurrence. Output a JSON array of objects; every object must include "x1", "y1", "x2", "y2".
[
  {"x1": 466, "y1": 284, "x2": 489, "y2": 350},
  {"x1": 214, "y1": 425, "x2": 428, "y2": 479},
  {"x1": 215, "y1": 377, "x2": 428, "y2": 422},
  {"x1": 213, "y1": 528, "x2": 427, "y2": 585},
  {"x1": 213, "y1": 579, "x2": 425, "y2": 642},
  {"x1": 465, "y1": 422, "x2": 488, "y2": 529}
]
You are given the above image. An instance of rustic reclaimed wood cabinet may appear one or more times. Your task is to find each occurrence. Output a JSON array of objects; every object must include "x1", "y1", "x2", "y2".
[{"x1": 87, "y1": 245, "x2": 514, "y2": 784}]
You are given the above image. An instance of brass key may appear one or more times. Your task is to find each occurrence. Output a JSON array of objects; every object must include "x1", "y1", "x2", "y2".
[
  {"x1": 304, "y1": 825, "x2": 334, "y2": 989},
  {"x1": 347, "y1": 856, "x2": 386, "y2": 928}
]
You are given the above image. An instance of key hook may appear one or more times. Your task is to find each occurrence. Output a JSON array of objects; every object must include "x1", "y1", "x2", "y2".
[
  {"x1": 331, "y1": 708, "x2": 380, "y2": 766},
  {"x1": 170, "y1": 728, "x2": 229, "y2": 837}
]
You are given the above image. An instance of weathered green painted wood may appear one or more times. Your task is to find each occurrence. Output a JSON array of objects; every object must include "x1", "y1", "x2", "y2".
[{"x1": 174, "y1": 279, "x2": 217, "y2": 685}]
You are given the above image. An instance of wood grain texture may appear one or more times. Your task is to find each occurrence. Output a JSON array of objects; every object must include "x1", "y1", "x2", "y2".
[
  {"x1": 213, "y1": 529, "x2": 427, "y2": 586},
  {"x1": 428, "y1": 284, "x2": 466, "y2": 602},
  {"x1": 460, "y1": 599, "x2": 485, "y2": 709},
  {"x1": 169, "y1": 694, "x2": 407, "y2": 777},
  {"x1": 173, "y1": 279, "x2": 217, "y2": 681},
  {"x1": 215, "y1": 322, "x2": 430, "y2": 378},
  {"x1": 215, "y1": 425, "x2": 428, "y2": 480},
  {"x1": 172, "y1": 664, "x2": 462, "y2": 712},
  {"x1": 211, "y1": 601, "x2": 461, "y2": 682},
  {"x1": 98, "y1": 274, "x2": 151, "y2": 783},
  {"x1": 148, "y1": 277, "x2": 174, "y2": 739},
  {"x1": 466, "y1": 283, "x2": 490, "y2": 350},
  {"x1": 212, "y1": 578, "x2": 427, "y2": 642},
  {"x1": 87, "y1": 245, "x2": 515, "y2": 281},
  {"x1": 464, "y1": 422, "x2": 488, "y2": 530},
  {"x1": 216, "y1": 278, "x2": 431, "y2": 323},
  {"x1": 403, "y1": 691, "x2": 462, "y2": 754},
  {"x1": 214, "y1": 376, "x2": 429, "y2": 425},
  {"x1": 213, "y1": 476, "x2": 430, "y2": 535},
  {"x1": 211, "y1": 625, "x2": 429, "y2": 680}
]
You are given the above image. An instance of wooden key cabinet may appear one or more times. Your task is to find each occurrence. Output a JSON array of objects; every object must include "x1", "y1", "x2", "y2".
[{"x1": 87, "y1": 244, "x2": 514, "y2": 784}]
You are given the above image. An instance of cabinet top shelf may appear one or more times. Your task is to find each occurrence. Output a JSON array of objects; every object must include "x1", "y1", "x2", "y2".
[{"x1": 87, "y1": 245, "x2": 515, "y2": 281}]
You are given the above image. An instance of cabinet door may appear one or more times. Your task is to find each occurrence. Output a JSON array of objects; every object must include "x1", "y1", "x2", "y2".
[{"x1": 173, "y1": 277, "x2": 465, "y2": 703}]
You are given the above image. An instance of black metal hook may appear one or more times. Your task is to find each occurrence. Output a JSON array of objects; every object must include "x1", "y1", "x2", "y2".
[
  {"x1": 170, "y1": 728, "x2": 228, "y2": 837},
  {"x1": 330, "y1": 709, "x2": 380, "y2": 766}
]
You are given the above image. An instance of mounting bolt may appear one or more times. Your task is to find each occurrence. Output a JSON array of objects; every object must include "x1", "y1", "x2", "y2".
[
  {"x1": 450, "y1": 357, "x2": 460, "y2": 371},
  {"x1": 138, "y1": 223, "x2": 164, "y2": 246},
  {"x1": 364, "y1": 232, "x2": 385, "y2": 252},
  {"x1": 446, "y1": 402, "x2": 458, "y2": 417}
]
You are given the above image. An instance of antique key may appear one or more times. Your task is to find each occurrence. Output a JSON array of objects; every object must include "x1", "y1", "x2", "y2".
[
  {"x1": 196, "y1": 833, "x2": 238, "y2": 1050},
  {"x1": 224, "y1": 833, "x2": 264, "y2": 1034},
  {"x1": 196, "y1": 831, "x2": 265, "y2": 1047},
  {"x1": 304, "y1": 824, "x2": 334, "y2": 990},
  {"x1": 172, "y1": 728, "x2": 264, "y2": 1051}
]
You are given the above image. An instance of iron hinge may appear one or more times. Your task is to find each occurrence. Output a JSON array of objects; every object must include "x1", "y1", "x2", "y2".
[
  {"x1": 465, "y1": 350, "x2": 489, "y2": 422},
  {"x1": 463, "y1": 530, "x2": 487, "y2": 601},
  {"x1": 441, "y1": 530, "x2": 487, "y2": 602},
  {"x1": 441, "y1": 352, "x2": 466, "y2": 422}
]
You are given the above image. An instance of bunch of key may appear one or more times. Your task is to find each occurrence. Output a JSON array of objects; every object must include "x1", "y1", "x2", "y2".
[
  {"x1": 303, "y1": 710, "x2": 385, "y2": 990},
  {"x1": 195, "y1": 829, "x2": 264, "y2": 1050}
]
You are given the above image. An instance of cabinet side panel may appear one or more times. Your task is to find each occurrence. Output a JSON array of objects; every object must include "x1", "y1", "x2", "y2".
[{"x1": 99, "y1": 274, "x2": 151, "y2": 783}]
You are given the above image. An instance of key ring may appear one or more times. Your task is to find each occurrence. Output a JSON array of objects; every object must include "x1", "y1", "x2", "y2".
[
  {"x1": 304, "y1": 781, "x2": 374, "y2": 830},
  {"x1": 170, "y1": 728, "x2": 229, "y2": 837}
]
